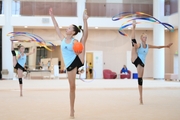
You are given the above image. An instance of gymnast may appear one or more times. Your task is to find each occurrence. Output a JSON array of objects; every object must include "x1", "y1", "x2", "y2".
[
  {"x1": 131, "y1": 20, "x2": 173, "y2": 104},
  {"x1": 11, "y1": 41, "x2": 35, "y2": 97},
  {"x1": 49, "y1": 8, "x2": 89, "y2": 118}
]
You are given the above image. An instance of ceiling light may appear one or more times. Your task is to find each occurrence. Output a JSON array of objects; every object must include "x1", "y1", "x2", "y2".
[
  {"x1": 95, "y1": 27, "x2": 98, "y2": 29},
  {"x1": 24, "y1": 26, "x2": 28, "y2": 28}
]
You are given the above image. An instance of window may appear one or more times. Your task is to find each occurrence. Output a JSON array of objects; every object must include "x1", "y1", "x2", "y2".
[{"x1": 36, "y1": 47, "x2": 47, "y2": 69}]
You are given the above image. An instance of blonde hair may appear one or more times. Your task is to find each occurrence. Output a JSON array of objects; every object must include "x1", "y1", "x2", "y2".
[{"x1": 140, "y1": 33, "x2": 147, "y2": 39}]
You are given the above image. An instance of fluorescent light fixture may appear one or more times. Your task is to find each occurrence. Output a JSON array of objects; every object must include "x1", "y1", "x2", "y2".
[
  {"x1": 95, "y1": 27, "x2": 98, "y2": 29},
  {"x1": 24, "y1": 26, "x2": 28, "y2": 28}
]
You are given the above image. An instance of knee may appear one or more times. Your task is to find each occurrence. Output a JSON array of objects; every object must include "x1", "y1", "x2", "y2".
[
  {"x1": 19, "y1": 78, "x2": 23, "y2": 84},
  {"x1": 70, "y1": 84, "x2": 76, "y2": 92},
  {"x1": 11, "y1": 50, "x2": 16, "y2": 56},
  {"x1": 138, "y1": 77, "x2": 143, "y2": 86},
  {"x1": 132, "y1": 39, "x2": 137, "y2": 47}
]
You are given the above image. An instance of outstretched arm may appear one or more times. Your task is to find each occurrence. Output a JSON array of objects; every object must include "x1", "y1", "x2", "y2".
[
  {"x1": 80, "y1": 9, "x2": 89, "y2": 44},
  {"x1": 49, "y1": 8, "x2": 64, "y2": 40},
  {"x1": 131, "y1": 20, "x2": 140, "y2": 49},
  {"x1": 149, "y1": 43, "x2": 173, "y2": 49},
  {"x1": 26, "y1": 48, "x2": 35, "y2": 56}
]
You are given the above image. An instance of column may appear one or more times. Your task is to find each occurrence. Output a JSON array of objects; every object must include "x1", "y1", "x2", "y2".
[
  {"x1": 178, "y1": 0, "x2": 180, "y2": 80},
  {"x1": 76, "y1": 0, "x2": 86, "y2": 39},
  {"x1": 2, "y1": 0, "x2": 13, "y2": 79},
  {"x1": 153, "y1": 0, "x2": 165, "y2": 80},
  {"x1": 76, "y1": 0, "x2": 86, "y2": 78}
]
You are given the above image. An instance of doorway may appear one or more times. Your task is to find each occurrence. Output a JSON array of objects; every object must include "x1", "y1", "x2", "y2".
[
  {"x1": 86, "y1": 52, "x2": 93, "y2": 79},
  {"x1": 85, "y1": 51, "x2": 103, "y2": 79}
]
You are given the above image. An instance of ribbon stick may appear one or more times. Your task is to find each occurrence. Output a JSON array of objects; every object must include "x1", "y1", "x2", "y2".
[
  {"x1": 7, "y1": 32, "x2": 55, "y2": 51},
  {"x1": 112, "y1": 12, "x2": 174, "y2": 36}
]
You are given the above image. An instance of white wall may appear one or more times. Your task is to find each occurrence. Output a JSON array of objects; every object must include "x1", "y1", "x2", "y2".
[
  {"x1": 11, "y1": 28, "x2": 177, "y2": 78},
  {"x1": 1, "y1": 14, "x2": 176, "y2": 30},
  {"x1": 11, "y1": 16, "x2": 78, "y2": 28},
  {"x1": 93, "y1": 51, "x2": 103, "y2": 79},
  {"x1": 167, "y1": 13, "x2": 179, "y2": 28},
  {"x1": 0, "y1": 16, "x2": 5, "y2": 25},
  {"x1": 9, "y1": 16, "x2": 154, "y2": 29}
]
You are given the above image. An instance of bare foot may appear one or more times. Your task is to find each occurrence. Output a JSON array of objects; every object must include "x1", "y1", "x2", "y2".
[
  {"x1": 70, "y1": 110, "x2": 75, "y2": 119},
  {"x1": 83, "y1": 9, "x2": 89, "y2": 20},
  {"x1": 69, "y1": 116, "x2": 75, "y2": 119},
  {"x1": 20, "y1": 92, "x2": 23, "y2": 97},
  {"x1": 140, "y1": 98, "x2": 143, "y2": 105}
]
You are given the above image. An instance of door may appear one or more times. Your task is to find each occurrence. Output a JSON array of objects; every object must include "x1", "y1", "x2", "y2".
[
  {"x1": 174, "y1": 54, "x2": 178, "y2": 74},
  {"x1": 86, "y1": 51, "x2": 103, "y2": 79}
]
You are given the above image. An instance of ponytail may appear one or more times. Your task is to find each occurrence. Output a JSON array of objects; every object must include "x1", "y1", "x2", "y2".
[
  {"x1": 73, "y1": 24, "x2": 83, "y2": 35},
  {"x1": 78, "y1": 25, "x2": 84, "y2": 32}
]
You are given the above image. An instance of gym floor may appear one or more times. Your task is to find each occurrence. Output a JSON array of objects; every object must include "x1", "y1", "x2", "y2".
[{"x1": 0, "y1": 79, "x2": 180, "y2": 120}]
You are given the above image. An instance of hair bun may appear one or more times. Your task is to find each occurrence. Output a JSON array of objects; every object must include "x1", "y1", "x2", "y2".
[
  {"x1": 78, "y1": 26, "x2": 82, "y2": 30},
  {"x1": 17, "y1": 44, "x2": 23, "y2": 49},
  {"x1": 78, "y1": 26, "x2": 82, "y2": 32},
  {"x1": 78, "y1": 25, "x2": 83, "y2": 32}
]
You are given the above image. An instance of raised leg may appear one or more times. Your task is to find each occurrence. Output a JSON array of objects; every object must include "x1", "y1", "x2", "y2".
[{"x1": 11, "y1": 41, "x2": 17, "y2": 67}]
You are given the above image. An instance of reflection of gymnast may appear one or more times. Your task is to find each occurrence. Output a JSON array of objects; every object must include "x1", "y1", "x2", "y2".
[
  {"x1": 131, "y1": 20, "x2": 173, "y2": 104},
  {"x1": 11, "y1": 41, "x2": 35, "y2": 97},
  {"x1": 49, "y1": 8, "x2": 89, "y2": 118},
  {"x1": 89, "y1": 62, "x2": 93, "y2": 78},
  {"x1": 47, "y1": 59, "x2": 51, "y2": 69}
]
